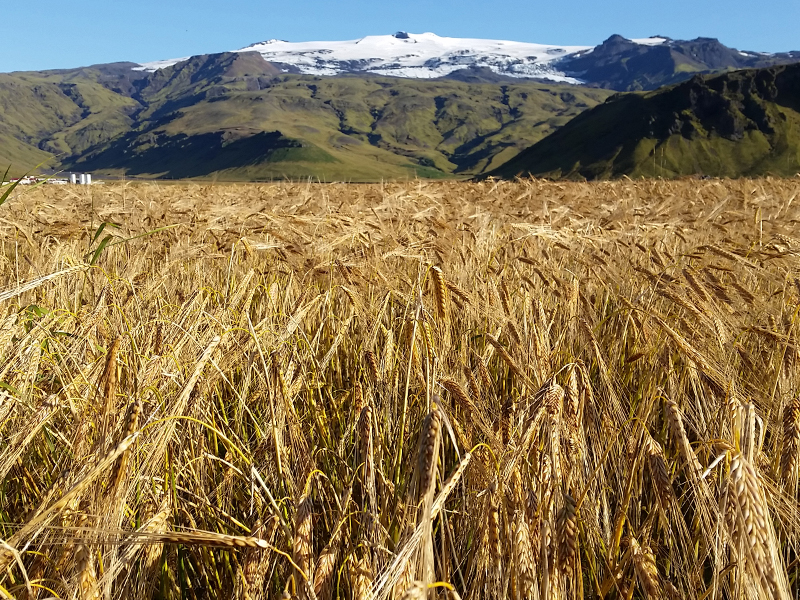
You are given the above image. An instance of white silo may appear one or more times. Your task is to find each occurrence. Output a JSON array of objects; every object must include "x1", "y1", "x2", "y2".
[
  {"x1": 79, "y1": 174, "x2": 86, "y2": 185},
  {"x1": 85, "y1": 174, "x2": 92, "y2": 185},
  {"x1": 69, "y1": 173, "x2": 77, "y2": 184}
]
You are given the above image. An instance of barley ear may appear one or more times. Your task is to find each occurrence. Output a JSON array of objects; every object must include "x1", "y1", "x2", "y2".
[
  {"x1": 98, "y1": 336, "x2": 122, "y2": 451},
  {"x1": 630, "y1": 536, "x2": 662, "y2": 599},
  {"x1": 108, "y1": 397, "x2": 142, "y2": 499},
  {"x1": 294, "y1": 490, "x2": 314, "y2": 589},
  {"x1": 352, "y1": 555, "x2": 374, "y2": 600},
  {"x1": 781, "y1": 396, "x2": 800, "y2": 484},
  {"x1": 557, "y1": 492, "x2": 578, "y2": 574},
  {"x1": 430, "y1": 265, "x2": 449, "y2": 325},
  {"x1": 76, "y1": 542, "x2": 101, "y2": 600}
]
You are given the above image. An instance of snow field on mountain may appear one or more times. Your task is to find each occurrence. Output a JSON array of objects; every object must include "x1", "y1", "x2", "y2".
[{"x1": 136, "y1": 32, "x2": 591, "y2": 82}]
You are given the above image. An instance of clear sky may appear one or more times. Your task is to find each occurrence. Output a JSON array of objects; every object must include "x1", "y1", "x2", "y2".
[{"x1": 3, "y1": 0, "x2": 798, "y2": 73}]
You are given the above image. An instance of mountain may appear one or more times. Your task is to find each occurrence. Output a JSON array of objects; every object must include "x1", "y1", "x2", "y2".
[
  {"x1": 136, "y1": 32, "x2": 590, "y2": 84},
  {"x1": 558, "y1": 34, "x2": 800, "y2": 91},
  {"x1": 66, "y1": 56, "x2": 612, "y2": 180},
  {"x1": 1, "y1": 32, "x2": 799, "y2": 180},
  {"x1": 134, "y1": 32, "x2": 800, "y2": 91},
  {"x1": 489, "y1": 63, "x2": 800, "y2": 180},
  {"x1": 0, "y1": 51, "x2": 612, "y2": 180},
  {"x1": 0, "y1": 65, "x2": 143, "y2": 176}
]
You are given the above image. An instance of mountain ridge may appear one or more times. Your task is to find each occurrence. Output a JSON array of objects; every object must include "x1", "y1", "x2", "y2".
[
  {"x1": 489, "y1": 62, "x2": 800, "y2": 180},
  {"x1": 128, "y1": 32, "x2": 800, "y2": 91},
  {"x1": 1, "y1": 33, "x2": 799, "y2": 181},
  {"x1": 60, "y1": 55, "x2": 612, "y2": 180},
  {"x1": 0, "y1": 51, "x2": 612, "y2": 180},
  {"x1": 558, "y1": 34, "x2": 800, "y2": 91}
]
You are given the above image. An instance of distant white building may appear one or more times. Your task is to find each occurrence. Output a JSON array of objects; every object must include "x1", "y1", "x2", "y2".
[
  {"x1": 68, "y1": 173, "x2": 93, "y2": 185},
  {"x1": 4, "y1": 173, "x2": 94, "y2": 185}
]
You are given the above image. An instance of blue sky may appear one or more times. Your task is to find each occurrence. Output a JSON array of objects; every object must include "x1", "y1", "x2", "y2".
[{"x1": 3, "y1": 0, "x2": 798, "y2": 72}]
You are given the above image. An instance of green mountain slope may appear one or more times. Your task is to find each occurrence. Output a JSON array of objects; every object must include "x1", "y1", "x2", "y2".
[
  {"x1": 490, "y1": 63, "x2": 800, "y2": 180},
  {"x1": 66, "y1": 57, "x2": 612, "y2": 180},
  {"x1": 0, "y1": 74, "x2": 83, "y2": 174},
  {"x1": 0, "y1": 67, "x2": 143, "y2": 175},
  {"x1": 76, "y1": 76, "x2": 610, "y2": 180},
  {"x1": 0, "y1": 52, "x2": 612, "y2": 180}
]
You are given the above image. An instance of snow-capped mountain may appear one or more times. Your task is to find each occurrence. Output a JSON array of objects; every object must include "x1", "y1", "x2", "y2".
[
  {"x1": 136, "y1": 32, "x2": 664, "y2": 83},
  {"x1": 132, "y1": 32, "x2": 800, "y2": 90},
  {"x1": 236, "y1": 32, "x2": 594, "y2": 82}
]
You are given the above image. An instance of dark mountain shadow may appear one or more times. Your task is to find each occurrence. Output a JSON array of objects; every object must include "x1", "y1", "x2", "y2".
[{"x1": 67, "y1": 129, "x2": 336, "y2": 178}]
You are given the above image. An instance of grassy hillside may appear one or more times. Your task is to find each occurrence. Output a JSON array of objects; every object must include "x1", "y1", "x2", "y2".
[
  {"x1": 0, "y1": 132, "x2": 52, "y2": 177},
  {"x1": 0, "y1": 53, "x2": 612, "y2": 180},
  {"x1": 0, "y1": 71, "x2": 140, "y2": 166},
  {"x1": 0, "y1": 74, "x2": 82, "y2": 175},
  {"x1": 68, "y1": 70, "x2": 612, "y2": 181},
  {"x1": 491, "y1": 63, "x2": 800, "y2": 180}
]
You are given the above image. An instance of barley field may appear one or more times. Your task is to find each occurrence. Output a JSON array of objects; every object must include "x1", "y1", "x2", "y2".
[{"x1": 1, "y1": 178, "x2": 800, "y2": 600}]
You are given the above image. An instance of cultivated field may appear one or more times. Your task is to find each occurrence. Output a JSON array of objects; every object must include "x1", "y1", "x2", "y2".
[{"x1": 2, "y1": 178, "x2": 800, "y2": 599}]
